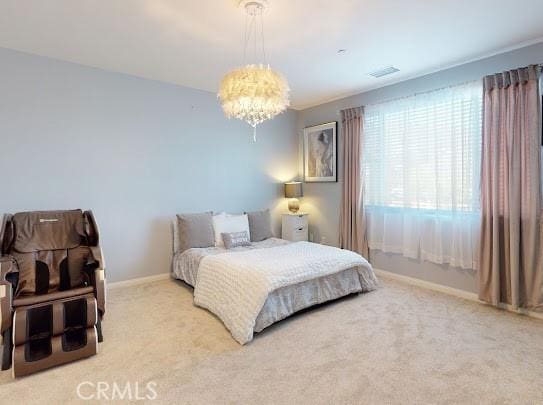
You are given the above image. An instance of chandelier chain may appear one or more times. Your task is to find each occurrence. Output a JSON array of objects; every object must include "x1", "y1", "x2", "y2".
[
  {"x1": 253, "y1": 12, "x2": 257, "y2": 63},
  {"x1": 241, "y1": 4, "x2": 267, "y2": 65},
  {"x1": 260, "y1": 11, "x2": 267, "y2": 65},
  {"x1": 242, "y1": 10, "x2": 248, "y2": 65}
]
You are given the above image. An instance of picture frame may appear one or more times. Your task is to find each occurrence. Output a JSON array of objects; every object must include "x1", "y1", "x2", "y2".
[{"x1": 303, "y1": 121, "x2": 338, "y2": 182}]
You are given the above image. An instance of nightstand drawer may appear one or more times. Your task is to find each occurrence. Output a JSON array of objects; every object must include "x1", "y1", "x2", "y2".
[
  {"x1": 284, "y1": 214, "x2": 308, "y2": 228},
  {"x1": 290, "y1": 227, "x2": 308, "y2": 241},
  {"x1": 281, "y1": 213, "x2": 309, "y2": 242}
]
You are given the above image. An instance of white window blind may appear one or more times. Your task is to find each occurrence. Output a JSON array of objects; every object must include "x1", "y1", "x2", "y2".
[{"x1": 362, "y1": 81, "x2": 483, "y2": 269}]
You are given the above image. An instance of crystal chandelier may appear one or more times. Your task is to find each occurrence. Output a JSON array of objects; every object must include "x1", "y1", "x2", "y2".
[{"x1": 218, "y1": 0, "x2": 290, "y2": 141}]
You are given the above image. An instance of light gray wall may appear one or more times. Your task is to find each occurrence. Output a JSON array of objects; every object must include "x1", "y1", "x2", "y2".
[
  {"x1": 0, "y1": 47, "x2": 299, "y2": 283},
  {"x1": 298, "y1": 41, "x2": 543, "y2": 294}
]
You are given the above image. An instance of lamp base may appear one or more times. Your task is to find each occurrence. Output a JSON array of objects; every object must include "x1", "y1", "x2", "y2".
[{"x1": 288, "y1": 198, "x2": 300, "y2": 213}]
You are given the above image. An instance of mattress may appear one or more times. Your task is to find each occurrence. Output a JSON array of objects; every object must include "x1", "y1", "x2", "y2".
[{"x1": 172, "y1": 238, "x2": 368, "y2": 334}]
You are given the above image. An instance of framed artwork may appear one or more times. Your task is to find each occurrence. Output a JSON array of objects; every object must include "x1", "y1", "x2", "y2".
[{"x1": 303, "y1": 121, "x2": 338, "y2": 182}]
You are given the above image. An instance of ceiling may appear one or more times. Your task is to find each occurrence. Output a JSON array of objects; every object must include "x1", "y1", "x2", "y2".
[{"x1": 1, "y1": 0, "x2": 542, "y2": 110}]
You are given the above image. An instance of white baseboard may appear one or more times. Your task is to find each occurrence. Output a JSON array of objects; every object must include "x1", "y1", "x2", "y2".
[
  {"x1": 373, "y1": 268, "x2": 478, "y2": 301},
  {"x1": 373, "y1": 268, "x2": 543, "y2": 321},
  {"x1": 107, "y1": 273, "x2": 170, "y2": 290}
]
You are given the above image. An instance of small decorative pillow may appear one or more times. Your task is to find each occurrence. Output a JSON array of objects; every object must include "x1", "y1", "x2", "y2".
[
  {"x1": 221, "y1": 231, "x2": 251, "y2": 249},
  {"x1": 246, "y1": 209, "x2": 273, "y2": 242}
]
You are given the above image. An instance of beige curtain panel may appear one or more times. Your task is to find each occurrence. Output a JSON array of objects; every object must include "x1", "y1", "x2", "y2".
[
  {"x1": 479, "y1": 64, "x2": 543, "y2": 310},
  {"x1": 339, "y1": 107, "x2": 369, "y2": 258}
]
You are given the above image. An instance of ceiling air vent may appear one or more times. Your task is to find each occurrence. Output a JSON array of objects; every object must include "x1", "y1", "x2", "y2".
[{"x1": 368, "y1": 66, "x2": 400, "y2": 78}]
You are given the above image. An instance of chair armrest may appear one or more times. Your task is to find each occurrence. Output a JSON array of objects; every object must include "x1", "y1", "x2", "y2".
[
  {"x1": 93, "y1": 267, "x2": 106, "y2": 317},
  {"x1": 0, "y1": 256, "x2": 16, "y2": 335},
  {"x1": 0, "y1": 214, "x2": 14, "y2": 256},
  {"x1": 89, "y1": 246, "x2": 106, "y2": 317}
]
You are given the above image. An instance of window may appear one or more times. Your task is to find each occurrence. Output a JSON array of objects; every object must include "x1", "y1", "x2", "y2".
[
  {"x1": 362, "y1": 81, "x2": 483, "y2": 269},
  {"x1": 363, "y1": 81, "x2": 483, "y2": 212}
]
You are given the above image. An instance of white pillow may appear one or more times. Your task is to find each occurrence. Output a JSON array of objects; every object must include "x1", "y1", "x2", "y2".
[{"x1": 212, "y1": 213, "x2": 251, "y2": 247}]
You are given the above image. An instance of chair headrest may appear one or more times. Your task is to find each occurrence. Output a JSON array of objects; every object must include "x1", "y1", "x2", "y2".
[{"x1": 12, "y1": 210, "x2": 86, "y2": 253}]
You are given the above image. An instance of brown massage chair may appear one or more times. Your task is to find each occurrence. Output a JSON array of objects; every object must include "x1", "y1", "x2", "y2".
[{"x1": 0, "y1": 210, "x2": 106, "y2": 377}]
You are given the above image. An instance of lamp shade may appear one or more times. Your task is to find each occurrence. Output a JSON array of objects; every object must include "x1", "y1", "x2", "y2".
[{"x1": 284, "y1": 182, "x2": 303, "y2": 198}]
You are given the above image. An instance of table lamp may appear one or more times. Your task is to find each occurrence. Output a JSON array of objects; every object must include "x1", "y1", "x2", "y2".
[{"x1": 284, "y1": 182, "x2": 303, "y2": 213}]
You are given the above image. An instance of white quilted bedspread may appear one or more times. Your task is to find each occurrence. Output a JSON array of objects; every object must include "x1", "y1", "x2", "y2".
[{"x1": 193, "y1": 241, "x2": 377, "y2": 344}]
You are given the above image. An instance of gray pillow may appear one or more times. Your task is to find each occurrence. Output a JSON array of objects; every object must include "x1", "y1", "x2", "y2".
[
  {"x1": 176, "y1": 212, "x2": 214, "y2": 252},
  {"x1": 246, "y1": 209, "x2": 273, "y2": 242},
  {"x1": 221, "y1": 231, "x2": 251, "y2": 249}
]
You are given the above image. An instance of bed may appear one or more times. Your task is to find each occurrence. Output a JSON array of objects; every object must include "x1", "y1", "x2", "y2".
[{"x1": 171, "y1": 216, "x2": 378, "y2": 344}]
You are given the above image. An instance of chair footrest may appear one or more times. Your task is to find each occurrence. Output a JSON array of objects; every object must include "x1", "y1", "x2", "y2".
[
  {"x1": 13, "y1": 294, "x2": 97, "y2": 346},
  {"x1": 12, "y1": 327, "x2": 97, "y2": 378}
]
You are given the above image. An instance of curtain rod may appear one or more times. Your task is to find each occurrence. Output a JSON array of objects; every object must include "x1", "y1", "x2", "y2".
[
  {"x1": 333, "y1": 64, "x2": 543, "y2": 114},
  {"x1": 334, "y1": 80, "x2": 480, "y2": 113}
]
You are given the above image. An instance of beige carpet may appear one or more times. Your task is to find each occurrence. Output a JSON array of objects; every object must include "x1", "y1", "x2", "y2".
[{"x1": 2, "y1": 276, "x2": 543, "y2": 404}]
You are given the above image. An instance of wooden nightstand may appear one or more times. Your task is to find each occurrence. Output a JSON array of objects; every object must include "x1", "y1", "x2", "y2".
[{"x1": 281, "y1": 213, "x2": 309, "y2": 241}]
